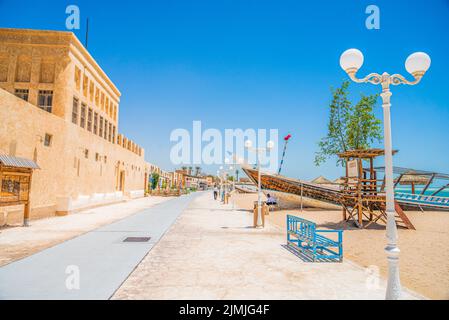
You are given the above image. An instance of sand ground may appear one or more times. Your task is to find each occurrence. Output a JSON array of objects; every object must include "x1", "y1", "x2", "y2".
[
  {"x1": 0, "y1": 196, "x2": 171, "y2": 267},
  {"x1": 233, "y1": 193, "x2": 449, "y2": 300}
]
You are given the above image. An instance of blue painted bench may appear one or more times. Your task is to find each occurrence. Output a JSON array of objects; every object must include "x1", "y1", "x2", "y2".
[{"x1": 286, "y1": 215, "x2": 343, "y2": 262}]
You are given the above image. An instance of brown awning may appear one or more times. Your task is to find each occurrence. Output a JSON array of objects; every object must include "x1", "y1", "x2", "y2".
[{"x1": 0, "y1": 154, "x2": 40, "y2": 169}]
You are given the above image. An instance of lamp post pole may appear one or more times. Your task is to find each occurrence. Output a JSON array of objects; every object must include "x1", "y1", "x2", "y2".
[
  {"x1": 340, "y1": 49, "x2": 431, "y2": 300},
  {"x1": 256, "y1": 152, "x2": 262, "y2": 227},
  {"x1": 245, "y1": 140, "x2": 274, "y2": 229}
]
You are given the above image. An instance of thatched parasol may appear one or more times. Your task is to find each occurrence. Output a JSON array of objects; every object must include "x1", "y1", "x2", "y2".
[
  {"x1": 396, "y1": 170, "x2": 429, "y2": 194},
  {"x1": 311, "y1": 176, "x2": 332, "y2": 184},
  {"x1": 333, "y1": 177, "x2": 345, "y2": 184}
]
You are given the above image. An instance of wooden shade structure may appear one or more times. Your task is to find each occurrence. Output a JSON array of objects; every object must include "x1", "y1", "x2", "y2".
[
  {"x1": 338, "y1": 149, "x2": 415, "y2": 230},
  {"x1": 0, "y1": 155, "x2": 39, "y2": 226}
]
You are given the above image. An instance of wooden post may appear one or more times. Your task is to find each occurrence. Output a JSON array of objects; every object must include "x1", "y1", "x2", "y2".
[
  {"x1": 421, "y1": 174, "x2": 435, "y2": 195},
  {"x1": 358, "y1": 159, "x2": 363, "y2": 227},
  {"x1": 23, "y1": 171, "x2": 32, "y2": 227}
]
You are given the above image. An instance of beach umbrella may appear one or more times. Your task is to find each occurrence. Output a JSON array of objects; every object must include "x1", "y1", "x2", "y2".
[
  {"x1": 333, "y1": 177, "x2": 345, "y2": 184},
  {"x1": 311, "y1": 176, "x2": 333, "y2": 184},
  {"x1": 397, "y1": 171, "x2": 429, "y2": 194}
]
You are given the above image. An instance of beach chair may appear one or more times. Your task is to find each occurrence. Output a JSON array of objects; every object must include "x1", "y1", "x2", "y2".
[{"x1": 286, "y1": 215, "x2": 343, "y2": 262}]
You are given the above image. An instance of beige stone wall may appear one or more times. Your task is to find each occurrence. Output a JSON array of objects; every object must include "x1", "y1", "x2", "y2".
[
  {"x1": 0, "y1": 89, "x2": 148, "y2": 219},
  {"x1": 0, "y1": 29, "x2": 122, "y2": 144},
  {"x1": 0, "y1": 29, "x2": 152, "y2": 221}
]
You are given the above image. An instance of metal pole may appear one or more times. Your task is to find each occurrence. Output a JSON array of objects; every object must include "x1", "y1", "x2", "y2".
[
  {"x1": 381, "y1": 88, "x2": 401, "y2": 300},
  {"x1": 232, "y1": 174, "x2": 235, "y2": 210},
  {"x1": 256, "y1": 152, "x2": 263, "y2": 228},
  {"x1": 300, "y1": 183, "x2": 303, "y2": 212},
  {"x1": 278, "y1": 139, "x2": 288, "y2": 175}
]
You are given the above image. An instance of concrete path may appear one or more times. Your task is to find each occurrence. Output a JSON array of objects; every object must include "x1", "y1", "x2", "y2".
[
  {"x1": 113, "y1": 193, "x2": 421, "y2": 300},
  {"x1": 0, "y1": 193, "x2": 198, "y2": 300}
]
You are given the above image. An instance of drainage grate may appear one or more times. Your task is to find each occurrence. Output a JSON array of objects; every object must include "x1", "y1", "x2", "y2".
[{"x1": 123, "y1": 236, "x2": 151, "y2": 242}]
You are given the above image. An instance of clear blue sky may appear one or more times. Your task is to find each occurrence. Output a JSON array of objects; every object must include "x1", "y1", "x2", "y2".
[{"x1": 1, "y1": 0, "x2": 448, "y2": 180}]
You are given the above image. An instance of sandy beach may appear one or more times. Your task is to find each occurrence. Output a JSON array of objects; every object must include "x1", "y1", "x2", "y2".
[{"x1": 232, "y1": 193, "x2": 449, "y2": 300}]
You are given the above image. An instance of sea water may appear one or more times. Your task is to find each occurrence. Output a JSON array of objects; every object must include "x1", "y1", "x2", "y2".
[{"x1": 395, "y1": 187, "x2": 449, "y2": 197}]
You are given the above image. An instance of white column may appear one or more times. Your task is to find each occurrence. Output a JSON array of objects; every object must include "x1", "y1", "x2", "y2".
[{"x1": 381, "y1": 89, "x2": 401, "y2": 300}]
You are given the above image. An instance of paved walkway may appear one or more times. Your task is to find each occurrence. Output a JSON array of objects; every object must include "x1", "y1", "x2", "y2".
[
  {"x1": 113, "y1": 193, "x2": 420, "y2": 300},
  {"x1": 0, "y1": 193, "x2": 197, "y2": 300}
]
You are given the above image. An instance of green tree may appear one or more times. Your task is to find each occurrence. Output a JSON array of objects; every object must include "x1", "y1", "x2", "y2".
[
  {"x1": 315, "y1": 81, "x2": 382, "y2": 166},
  {"x1": 150, "y1": 172, "x2": 160, "y2": 190}
]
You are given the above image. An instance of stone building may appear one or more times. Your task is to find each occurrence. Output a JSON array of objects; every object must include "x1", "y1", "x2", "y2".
[{"x1": 0, "y1": 28, "x2": 152, "y2": 223}]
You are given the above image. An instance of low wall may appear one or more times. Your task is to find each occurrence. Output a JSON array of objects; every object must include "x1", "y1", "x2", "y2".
[{"x1": 55, "y1": 191, "x2": 125, "y2": 215}]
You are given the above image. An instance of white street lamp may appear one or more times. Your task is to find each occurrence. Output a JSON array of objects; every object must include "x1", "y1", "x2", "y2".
[
  {"x1": 245, "y1": 140, "x2": 275, "y2": 228},
  {"x1": 340, "y1": 48, "x2": 430, "y2": 300}
]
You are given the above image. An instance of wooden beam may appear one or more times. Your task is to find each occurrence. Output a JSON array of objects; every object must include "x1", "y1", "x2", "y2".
[
  {"x1": 431, "y1": 183, "x2": 449, "y2": 196},
  {"x1": 394, "y1": 173, "x2": 404, "y2": 188},
  {"x1": 420, "y1": 173, "x2": 435, "y2": 195}
]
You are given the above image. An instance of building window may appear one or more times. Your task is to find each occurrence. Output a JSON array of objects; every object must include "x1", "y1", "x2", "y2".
[
  {"x1": 112, "y1": 126, "x2": 116, "y2": 144},
  {"x1": 84, "y1": 149, "x2": 89, "y2": 159},
  {"x1": 87, "y1": 108, "x2": 93, "y2": 132},
  {"x1": 80, "y1": 103, "x2": 86, "y2": 128},
  {"x1": 104, "y1": 120, "x2": 108, "y2": 140},
  {"x1": 15, "y1": 89, "x2": 29, "y2": 101},
  {"x1": 38, "y1": 90, "x2": 53, "y2": 113},
  {"x1": 99, "y1": 116, "x2": 104, "y2": 137},
  {"x1": 95, "y1": 153, "x2": 100, "y2": 161},
  {"x1": 72, "y1": 97, "x2": 79, "y2": 124},
  {"x1": 44, "y1": 133, "x2": 52, "y2": 147},
  {"x1": 93, "y1": 112, "x2": 98, "y2": 134},
  {"x1": 108, "y1": 123, "x2": 112, "y2": 142}
]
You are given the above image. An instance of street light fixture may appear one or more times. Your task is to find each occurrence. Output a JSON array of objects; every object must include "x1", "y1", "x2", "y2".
[
  {"x1": 340, "y1": 48, "x2": 431, "y2": 300},
  {"x1": 245, "y1": 140, "x2": 275, "y2": 228},
  {"x1": 220, "y1": 158, "x2": 239, "y2": 208}
]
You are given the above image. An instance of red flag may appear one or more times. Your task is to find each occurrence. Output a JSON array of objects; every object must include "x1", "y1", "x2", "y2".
[{"x1": 284, "y1": 134, "x2": 292, "y2": 141}]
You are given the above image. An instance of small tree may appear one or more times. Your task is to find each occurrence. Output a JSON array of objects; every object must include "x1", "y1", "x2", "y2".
[
  {"x1": 150, "y1": 172, "x2": 159, "y2": 190},
  {"x1": 315, "y1": 81, "x2": 382, "y2": 166}
]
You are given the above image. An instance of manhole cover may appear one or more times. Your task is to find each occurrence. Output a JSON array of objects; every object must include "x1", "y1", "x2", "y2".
[{"x1": 123, "y1": 236, "x2": 151, "y2": 242}]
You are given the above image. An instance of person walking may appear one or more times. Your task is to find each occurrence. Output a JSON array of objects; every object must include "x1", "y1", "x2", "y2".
[{"x1": 213, "y1": 185, "x2": 218, "y2": 200}]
